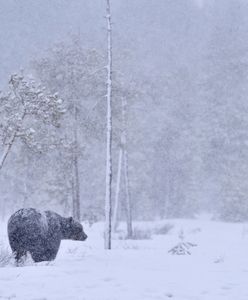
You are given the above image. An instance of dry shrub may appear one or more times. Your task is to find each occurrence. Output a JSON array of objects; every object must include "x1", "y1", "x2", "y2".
[
  {"x1": 154, "y1": 223, "x2": 174, "y2": 235},
  {"x1": 0, "y1": 245, "x2": 13, "y2": 267}
]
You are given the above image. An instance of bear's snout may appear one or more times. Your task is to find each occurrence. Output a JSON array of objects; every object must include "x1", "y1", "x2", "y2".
[
  {"x1": 79, "y1": 232, "x2": 87, "y2": 241},
  {"x1": 73, "y1": 231, "x2": 88, "y2": 241}
]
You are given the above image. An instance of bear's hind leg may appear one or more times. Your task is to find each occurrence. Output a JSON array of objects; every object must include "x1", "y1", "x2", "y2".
[{"x1": 14, "y1": 250, "x2": 27, "y2": 266}]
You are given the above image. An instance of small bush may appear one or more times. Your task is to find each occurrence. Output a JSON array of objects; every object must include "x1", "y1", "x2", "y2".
[
  {"x1": 117, "y1": 227, "x2": 152, "y2": 240},
  {"x1": 127, "y1": 227, "x2": 152, "y2": 240},
  {"x1": 0, "y1": 246, "x2": 13, "y2": 267},
  {"x1": 168, "y1": 242, "x2": 197, "y2": 255},
  {"x1": 114, "y1": 229, "x2": 127, "y2": 240},
  {"x1": 154, "y1": 223, "x2": 174, "y2": 235}
]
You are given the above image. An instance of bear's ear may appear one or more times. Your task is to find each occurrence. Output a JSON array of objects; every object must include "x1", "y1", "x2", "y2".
[{"x1": 66, "y1": 217, "x2": 73, "y2": 228}]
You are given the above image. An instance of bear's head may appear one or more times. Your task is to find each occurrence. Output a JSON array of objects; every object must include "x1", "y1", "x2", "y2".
[{"x1": 65, "y1": 217, "x2": 88, "y2": 241}]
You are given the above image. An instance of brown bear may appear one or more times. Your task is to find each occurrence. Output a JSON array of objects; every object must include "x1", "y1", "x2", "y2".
[{"x1": 8, "y1": 208, "x2": 87, "y2": 262}]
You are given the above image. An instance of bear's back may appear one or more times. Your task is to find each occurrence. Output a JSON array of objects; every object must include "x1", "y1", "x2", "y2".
[
  {"x1": 8, "y1": 208, "x2": 49, "y2": 255},
  {"x1": 8, "y1": 208, "x2": 48, "y2": 237}
]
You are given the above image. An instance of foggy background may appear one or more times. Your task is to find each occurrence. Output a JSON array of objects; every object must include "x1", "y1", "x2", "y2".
[{"x1": 1, "y1": 0, "x2": 248, "y2": 222}]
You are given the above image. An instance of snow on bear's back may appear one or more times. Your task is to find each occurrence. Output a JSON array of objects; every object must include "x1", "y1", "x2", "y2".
[
  {"x1": 9, "y1": 208, "x2": 49, "y2": 232},
  {"x1": 39, "y1": 211, "x2": 49, "y2": 232}
]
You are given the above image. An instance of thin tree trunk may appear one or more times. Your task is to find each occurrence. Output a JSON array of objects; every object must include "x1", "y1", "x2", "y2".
[
  {"x1": 64, "y1": 180, "x2": 71, "y2": 216},
  {"x1": 121, "y1": 95, "x2": 133, "y2": 238},
  {"x1": 23, "y1": 180, "x2": 28, "y2": 207},
  {"x1": 113, "y1": 147, "x2": 123, "y2": 231},
  {"x1": 71, "y1": 173, "x2": 76, "y2": 216},
  {"x1": 0, "y1": 131, "x2": 17, "y2": 170},
  {"x1": 104, "y1": 0, "x2": 113, "y2": 250},
  {"x1": 22, "y1": 154, "x2": 29, "y2": 207},
  {"x1": 73, "y1": 156, "x2": 80, "y2": 220},
  {"x1": 163, "y1": 169, "x2": 170, "y2": 218},
  {"x1": 0, "y1": 110, "x2": 26, "y2": 170},
  {"x1": 123, "y1": 146, "x2": 132, "y2": 237},
  {"x1": 73, "y1": 106, "x2": 81, "y2": 221}
]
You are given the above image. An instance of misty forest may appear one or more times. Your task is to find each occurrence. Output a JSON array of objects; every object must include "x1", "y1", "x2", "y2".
[{"x1": 0, "y1": 1, "x2": 248, "y2": 299}]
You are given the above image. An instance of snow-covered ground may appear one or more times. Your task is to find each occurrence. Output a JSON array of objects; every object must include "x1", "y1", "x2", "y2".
[{"x1": 0, "y1": 217, "x2": 248, "y2": 300}]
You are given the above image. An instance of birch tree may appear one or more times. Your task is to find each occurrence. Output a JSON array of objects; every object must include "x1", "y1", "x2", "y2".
[
  {"x1": 112, "y1": 147, "x2": 122, "y2": 231},
  {"x1": 121, "y1": 95, "x2": 132, "y2": 238},
  {"x1": 32, "y1": 40, "x2": 136, "y2": 226},
  {"x1": 0, "y1": 74, "x2": 63, "y2": 171},
  {"x1": 112, "y1": 95, "x2": 133, "y2": 237},
  {"x1": 72, "y1": 106, "x2": 81, "y2": 220},
  {"x1": 104, "y1": 0, "x2": 113, "y2": 250}
]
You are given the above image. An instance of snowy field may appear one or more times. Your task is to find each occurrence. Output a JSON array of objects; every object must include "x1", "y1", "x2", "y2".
[{"x1": 0, "y1": 217, "x2": 248, "y2": 300}]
